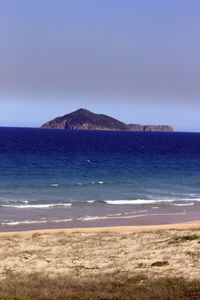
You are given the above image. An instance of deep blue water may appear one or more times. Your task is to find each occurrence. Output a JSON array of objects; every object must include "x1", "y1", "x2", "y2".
[{"x1": 0, "y1": 127, "x2": 200, "y2": 231}]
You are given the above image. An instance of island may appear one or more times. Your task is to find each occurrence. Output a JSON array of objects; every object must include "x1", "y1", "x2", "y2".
[{"x1": 41, "y1": 108, "x2": 174, "y2": 132}]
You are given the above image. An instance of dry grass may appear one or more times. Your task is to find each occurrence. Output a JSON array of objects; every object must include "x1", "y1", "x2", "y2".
[
  {"x1": 0, "y1": 228, "x2": 200, "y2": 298},
  {"x1": 0, "y1": 229, "x2": 200, "y2": 281},
  {"x1": 0, "y1": 272, "x2": 200, "y2": 299}
]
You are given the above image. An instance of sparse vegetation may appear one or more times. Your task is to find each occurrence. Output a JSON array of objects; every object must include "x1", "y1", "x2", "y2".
[
  {"x1": 2, "y1": 268, "x2": 15, "y2": 277},
  {"x1": 31, "y1": 233, "x2": 41, "y2": 239},
  {"x1": 151, "y1": 261, "x2": 169, "y2": 267},
  {"x1": 0, "y1": 273, "x2": 200, "y2": 299},
  {"x1": 0, "y1": 228, "x2": 200, "y2": 299},
  {"x1": 169, "y1": 234, "x2": 199, "y2": 244},
  {"x1": 137, "y1": 263, "x2": 144, "y2": 268}
]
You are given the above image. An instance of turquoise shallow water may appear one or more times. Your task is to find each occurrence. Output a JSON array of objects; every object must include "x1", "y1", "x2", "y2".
[{"x1": 0, "y1": 127, "x2": 200, "y2": 231}]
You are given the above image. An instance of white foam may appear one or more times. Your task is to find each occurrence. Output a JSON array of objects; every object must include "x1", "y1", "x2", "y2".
[
  {"x1": 1, "y1": 203, "x2": 72, "y2": 208},
  {"x1": 104, "y1": 198, "x2": 200, "y2": 205},
  {"x1": 79, "y1": 212, "x2": 186, "y2": 222},
  {"x1": 79, "y1": 215, "x2": 106, "y2": 221},
  {"x1": 98, "y1": 181, "x2": 104, "y2": 184},
  {"x1": 1, "y1": 218, "x2": 73, "y2": 226},
  {"x1": 51, "y1": 218, "x2": 73, "y2": 223},
  {"x1": 1, "y1": 220, "x2": 48, "y2": 225},
  {"x1": 51, "y1": 184, "x2": 59, "y2": 187},
  {"x1": 105, "y1": 199, "x2": 175, "y2": 205},
  {"x1": 181, "y1": 198, "x2": 200, "y2": 202},
  {"x1": 107, "y1": 213, "x2": 122, "y2": 216},
  {"x1": 87, "y1": 200, "x2": 95, "y2": 203},
  {"x1": 173, "y1": 203, "x2": 194, "y2": 207},
  {"x1": 3, "y1": 200, "x2": 29, "y2": 205}
]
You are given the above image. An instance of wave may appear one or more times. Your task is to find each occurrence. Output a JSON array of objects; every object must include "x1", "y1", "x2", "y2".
[
  {"x1": 1, "y1": 203, "x2": 72, "y2": 208},
  {"x1": 1, "y1": 200, "x2": 30, "y2": 205},
  {"x1": 104, "y1": 199, "x2": 175, "y2": 205},
  {"x1": 1, "y1": 218, "x2": 73, "y2": 226},
  {"x1": 104, "y1": 198, "x2": 200, "y2": 205},
  {"x1": 79, "y1": 212, "x2": 186, "y2": 221},
  {"x1": 1, "y1": 197, "x2": 200, "y2": 209},
  {"x1": 0, "y1": 211, "x2": 187, "y2": 225},
  {"x1": 79, "y1": 216, "x2": 107, "y2": 221},
  {"x1": 173, "y1": 203, "x2": 194, "y2": 206},
  {"x1": 181, "y1": 198, "x2": 200, "y2": 202}
]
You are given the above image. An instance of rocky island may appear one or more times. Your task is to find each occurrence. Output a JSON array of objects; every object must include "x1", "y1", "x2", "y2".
[
  {"x1": 128, "y1": 124, "x2": 174, "y2": 132},
  {"x1": 41, "y1": 108, "x2": 174, "y2": 132}
]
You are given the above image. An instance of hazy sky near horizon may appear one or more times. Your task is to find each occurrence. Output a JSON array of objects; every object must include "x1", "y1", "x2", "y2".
[{"x1": 0, "y1": 0, "x2": 200, "y2": 131}]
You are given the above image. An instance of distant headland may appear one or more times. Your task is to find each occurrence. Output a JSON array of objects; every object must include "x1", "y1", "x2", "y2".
[{"x1": 41, "y1": 108, "x2": 174, "y2": 132}]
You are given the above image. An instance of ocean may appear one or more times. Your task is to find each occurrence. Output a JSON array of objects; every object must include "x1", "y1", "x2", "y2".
[{"x1": 0, "y1": 127, "x2": 200, "y2": 231}]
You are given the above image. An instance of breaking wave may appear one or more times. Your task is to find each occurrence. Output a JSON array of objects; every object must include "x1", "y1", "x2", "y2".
[
  {"x1": 173, "y1": 203, "x2": 194, "y2": 206},
  {"x1": 79, "y1": 212, "x2": 186, "y2": 221},
  {"x1": 104, "y1": 198, "x2": 200, "y2": 205},
  {"x1": 1, "y1": 218, "x2": 73, "y2": 226},
  {"x1": 1, "y1": 203, "x2": 72, "y2": 209}
]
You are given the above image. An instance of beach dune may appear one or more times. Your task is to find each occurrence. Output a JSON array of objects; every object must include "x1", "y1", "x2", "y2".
[{"x1": 1, "y1": 221, "x2": 200, "y2": 281}]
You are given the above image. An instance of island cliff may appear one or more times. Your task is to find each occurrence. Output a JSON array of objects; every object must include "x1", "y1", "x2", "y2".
[
  {"x1": 128, "y1": 124, "x2": 173, "y2": 132},
  {"x1": 41, "y1": 109, "x2": 174, "y2": 132}
]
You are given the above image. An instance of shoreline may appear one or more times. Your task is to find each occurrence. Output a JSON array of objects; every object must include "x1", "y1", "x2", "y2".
[
  {"x1": 1, "y1": 220, "x2": 200, "y2": 237},
  {"x1": 1, "y1": 219, "x2": 200, "y2": 285}
]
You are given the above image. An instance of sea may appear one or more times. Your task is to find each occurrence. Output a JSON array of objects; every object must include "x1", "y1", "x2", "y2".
[{"x1": 0, "y1": 127, "x2": 200, "y2": 232}]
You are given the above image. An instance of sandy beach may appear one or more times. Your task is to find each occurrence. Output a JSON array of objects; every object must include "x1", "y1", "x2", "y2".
[
  {"x1": 1, "y1": 220, "x2": 200, "y2": 237},
  {"x1": 1, "y1": 221, "x2": 200, "y2": 281}
]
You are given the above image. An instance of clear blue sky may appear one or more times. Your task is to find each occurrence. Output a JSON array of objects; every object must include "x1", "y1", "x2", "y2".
[{"x1": 0, "y1": 0, "x2": 200, "y2": 131}]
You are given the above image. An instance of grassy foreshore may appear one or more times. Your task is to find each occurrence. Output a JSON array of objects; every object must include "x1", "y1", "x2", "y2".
[{"x1": 1, "y1": 221, "x2": 200, "y2": 299}]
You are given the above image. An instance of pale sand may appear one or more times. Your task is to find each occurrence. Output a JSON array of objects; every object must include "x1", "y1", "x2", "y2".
[{"x1": 0, "y1": 221, "x2": 200, "y2": 280}]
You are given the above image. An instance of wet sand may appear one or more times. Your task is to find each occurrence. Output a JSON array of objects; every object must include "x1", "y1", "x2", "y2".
[
  {"x1": 1, "y1": 200, "x2": 200, "y2": 232},
  {"x1": 1, "y1": 220, "x2": 200, "y2": 237}
]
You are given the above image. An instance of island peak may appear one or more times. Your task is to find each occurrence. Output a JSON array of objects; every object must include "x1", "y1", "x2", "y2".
[{"x1": 41, "y1": 109, "x2": 174, "y2": 132}]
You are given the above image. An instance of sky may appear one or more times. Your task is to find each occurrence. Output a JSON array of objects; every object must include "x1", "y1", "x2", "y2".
[{"x1": 0, "y1": 0, "x2": 200, "y2": 131}]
